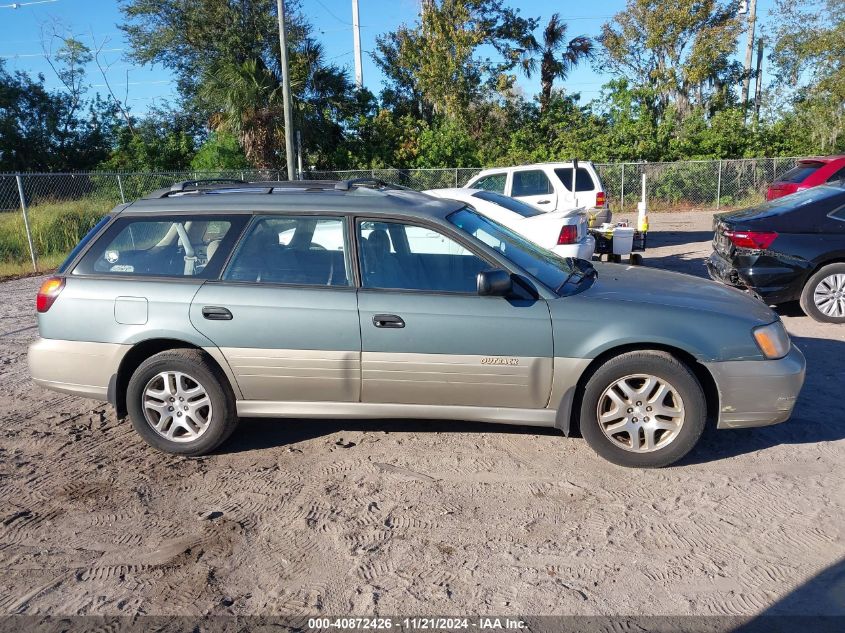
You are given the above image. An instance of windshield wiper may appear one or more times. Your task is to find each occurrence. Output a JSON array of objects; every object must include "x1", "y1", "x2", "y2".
[{"x1": 555, "y1": 262, "x2": 597, "y2": 294}]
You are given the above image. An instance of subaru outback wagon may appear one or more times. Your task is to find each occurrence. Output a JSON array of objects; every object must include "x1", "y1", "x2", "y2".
[{"x1": 29, "y1": 179, "x2": 806, "y2": 468}]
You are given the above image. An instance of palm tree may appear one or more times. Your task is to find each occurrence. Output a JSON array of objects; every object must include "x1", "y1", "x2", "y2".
[
  {"x1": 524, "y1": 14, "x2": 594, "y2": 112},
  {"x1": 199, "y1": 58, "x2": 286, "y2": 169}
]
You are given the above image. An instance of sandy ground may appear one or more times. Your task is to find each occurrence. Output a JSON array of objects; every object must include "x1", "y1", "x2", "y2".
[{"x1": 0, "y1": 210, "x2": 842, "y2": 618}]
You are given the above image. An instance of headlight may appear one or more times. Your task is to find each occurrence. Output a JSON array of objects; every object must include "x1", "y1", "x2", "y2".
[{"x1": 753, "y1": 321, "x2": 791, "y2": 359}]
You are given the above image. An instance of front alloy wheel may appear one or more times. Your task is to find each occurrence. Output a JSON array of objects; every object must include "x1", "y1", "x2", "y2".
[
  {"x1": 580, "y1": 351, "x2": 706, "y2": 468},
  {"x1": 597, "y1": 374, "x2": 685, "y2": 453}
]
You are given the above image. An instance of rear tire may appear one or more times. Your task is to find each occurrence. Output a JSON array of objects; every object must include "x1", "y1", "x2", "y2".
[
  {"x1": 799, "y1": 263, "x2": 845, "y2": 323},
  {"x1": 127, "y1": 348, "x2": 238, "y2": 456},
  {"x1": 579, "y1": 351, "x2": 706, "y2": 468}
]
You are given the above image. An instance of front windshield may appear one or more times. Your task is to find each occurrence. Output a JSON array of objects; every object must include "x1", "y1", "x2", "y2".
[{"x1": 448, "y1": 207, "x2": 576, "y2": 291}]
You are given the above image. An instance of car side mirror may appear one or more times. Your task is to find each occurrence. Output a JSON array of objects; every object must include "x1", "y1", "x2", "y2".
[{"x1": 477, "y1": 269, "x2": 513, "y2": 297}]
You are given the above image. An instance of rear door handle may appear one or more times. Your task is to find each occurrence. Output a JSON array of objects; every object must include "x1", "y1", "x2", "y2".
[
  {"x1": 537, "y1": 199, "x2": 551, "y2": 204},
  {"x1": 202, "y1": 306, "x2": 233, "y2": 321},
  {"x1": 372, "y1": 314, "x2": 405, "y2": 328}
]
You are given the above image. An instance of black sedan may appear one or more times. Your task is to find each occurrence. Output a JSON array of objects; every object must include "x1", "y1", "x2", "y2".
[{"x1": 707, "y1": 183, "x2": 845, "y2": 323}]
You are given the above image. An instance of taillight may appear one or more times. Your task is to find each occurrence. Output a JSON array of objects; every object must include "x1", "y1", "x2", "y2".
[
  {"x1": 595, "y1": 191, "x2": 606, "y2": 207},
  {"x1": 557, "y1": 225, "x2": 578, "y2": 245},
  {"x1": 36, "y1": 277, "x2": 65, "y2": 313},
  {"x1": 724, "y1": 230, "x2": 778, "y2": 250}
]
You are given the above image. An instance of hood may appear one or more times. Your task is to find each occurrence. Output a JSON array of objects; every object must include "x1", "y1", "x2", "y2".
[{"x1": 581, "y1": 263, "x2": 777, "y2": 324}]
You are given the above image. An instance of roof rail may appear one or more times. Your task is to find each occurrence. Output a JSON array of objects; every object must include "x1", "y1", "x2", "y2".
[
  {"x1": 334, "y1": 177, "x2": 410, "y2": 191},
  {"x1": 169, "y1": 178, "x2": 247, "y2": 192},
  {"x1": 142, "y1": 178, "x2": 411, "y2": 200}
]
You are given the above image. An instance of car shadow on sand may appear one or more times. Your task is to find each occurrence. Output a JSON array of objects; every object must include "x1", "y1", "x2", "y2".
[{"x1": 224, "y1": 416, "x2": 559, "y2": 454}]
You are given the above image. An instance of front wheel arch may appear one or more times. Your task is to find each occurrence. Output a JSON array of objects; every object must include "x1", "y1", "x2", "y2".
[{"x1": 560, "y1": 343, "x2": 719, "y2": 437}]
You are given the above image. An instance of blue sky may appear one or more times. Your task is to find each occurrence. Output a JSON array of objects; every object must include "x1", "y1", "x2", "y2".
[{"x1": 0, "y1": 0, "x2": 778, "y2": 115}]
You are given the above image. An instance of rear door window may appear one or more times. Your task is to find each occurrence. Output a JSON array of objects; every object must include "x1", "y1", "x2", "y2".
[
  {"x1": 471, "y1": 173, "x2": 507, "y2": 193},
  {"x1": 553, "y1": 168, "x2": 595, "y2": 192},
  {"x1": 779, "y1": 163, "x2": 824, "y2": 183},
  {"x1": 224, "y1": 216, "x2": 351, "y2": 286},
  {"x1": 512, "y1": 170, "x2": 553, "y2": 196},
  {"x1": 74, "y1": 215, "x2": 247, "y2": 278}
]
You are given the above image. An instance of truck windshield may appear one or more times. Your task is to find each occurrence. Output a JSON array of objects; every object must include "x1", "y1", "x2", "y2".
[{"x1": 448, "y1": 207, "x2": 576, "y2": 292}]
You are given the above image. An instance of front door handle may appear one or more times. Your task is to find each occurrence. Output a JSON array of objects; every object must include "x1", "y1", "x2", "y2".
[
  {"x1": 372, "y1": 314, "x2": 405, "y2": 328},
  {"x1": 537, "y1": 199, "x2": 551, "y2": 204},
  {"x1": 202, "y1": 306, "x2": 233, "y2": 321}
]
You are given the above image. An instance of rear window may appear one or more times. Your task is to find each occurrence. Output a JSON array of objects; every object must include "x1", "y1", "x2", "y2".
[
  {"x1": 778, "y1": 162, "x2": 824, "y2": 183},
  {"x1": 737, "y1": 185, "x2": 845, "y2": 219},
  {"x1": 73, "y1": 214, "x2": 248, "y2": 278},
  {"x1": 58, "y1": 215, "x2": 111, "y2": 273},
  {"x1": 553, "y1": 168, "x2": 595, "y2": 192},
  {"x1": 471, "y1": 191, "x2": 544, "y2": 218}
]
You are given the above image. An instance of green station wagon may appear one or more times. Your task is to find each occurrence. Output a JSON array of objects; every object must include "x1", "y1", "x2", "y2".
[{"x1": 29, "y1": 180, "x2": 806, "y2": 467}]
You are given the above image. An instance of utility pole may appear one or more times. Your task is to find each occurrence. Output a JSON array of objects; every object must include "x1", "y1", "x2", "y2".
[
  {"x1": 740, "y1": 0, "x2": 757, "y2": 116},
  {"x1": 352, "y1": 0, "x2": 363, "y2": 89},
  {"x1": 753, "y1": 37, "x2": 764, "y2": 121},
  {"x1": 276, "y1": 0, "x2": 296, "y2": 180}
]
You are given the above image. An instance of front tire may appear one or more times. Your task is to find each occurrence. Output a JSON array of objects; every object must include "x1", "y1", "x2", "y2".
[
  {"x1": 579, "y1": 351, "x2": 706, "y2": 468},
  {"x1": 126, "y1": 349, "x2": 238, "y2": 456},
  {"x1": 799, "y1": 263, "x2": 845, "y2": 323}
]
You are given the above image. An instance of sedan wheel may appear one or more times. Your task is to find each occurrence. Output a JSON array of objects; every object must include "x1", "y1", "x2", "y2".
[
  {"x1": 813, "y1": 273, "x2": 845, "y2": 318},
  {"x1": 800, "y1": 263, "x2": 845, "y2": 324}
]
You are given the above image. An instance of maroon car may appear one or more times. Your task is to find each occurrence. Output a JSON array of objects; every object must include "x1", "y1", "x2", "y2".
[{"x1": 767, "y1": 156, "x2": 845, "y2": 200}]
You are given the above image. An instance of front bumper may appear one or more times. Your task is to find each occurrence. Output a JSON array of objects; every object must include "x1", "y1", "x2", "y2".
[{"x1": 704, "y1": 344, "x2": 806, "y2": 429}]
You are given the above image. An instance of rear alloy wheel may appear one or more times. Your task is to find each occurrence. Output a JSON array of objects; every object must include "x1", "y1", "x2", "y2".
[
  {"x1": 800, "y1": 263, "x2": 845, "y2": 323},
  {"x1": 579, "y1": 351, "x2": 706, "y2": 468},
  {"x1": 127, "y1": 349, "x2": 238, "y2": 456}
]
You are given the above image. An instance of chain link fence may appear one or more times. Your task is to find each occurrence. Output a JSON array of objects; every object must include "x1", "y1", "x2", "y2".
[{"x1": 0, "y1": 158, "x2": 800, "y2": 274}]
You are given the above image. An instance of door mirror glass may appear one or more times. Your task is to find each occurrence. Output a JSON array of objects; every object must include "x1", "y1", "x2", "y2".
[{"x1": 477, "y1": 269, "x2": 513, "y2": 297}]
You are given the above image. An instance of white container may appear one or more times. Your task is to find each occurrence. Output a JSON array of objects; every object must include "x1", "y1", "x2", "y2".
[{"x1": 612, "y1": 226, "x2": 635, "y2": 255}]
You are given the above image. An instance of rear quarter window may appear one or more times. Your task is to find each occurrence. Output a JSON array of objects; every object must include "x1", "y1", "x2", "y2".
[
  {"x1": 553, "y1": 167, "x2": 595, "y2": 192},
  {"x1": 57, "y1": 215, "x2": 112, "y2": 273},
  {"x1": 73, "y1": 214, "x2": 248, "y2": 278}
]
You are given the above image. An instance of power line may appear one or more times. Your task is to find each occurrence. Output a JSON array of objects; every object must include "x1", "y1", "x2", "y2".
[
  {"x1": 312, "y1": 0, "x2": 353, "y2": 25},
  {"x1": 1, "y1": 0, "x2": 59, "y2": 8},
  {"x1": 90, "y1": 79, "x2": 172, "y2": 88},
  {"x1": 0, "y1": 47, "x2": 124, "y2": 59}
]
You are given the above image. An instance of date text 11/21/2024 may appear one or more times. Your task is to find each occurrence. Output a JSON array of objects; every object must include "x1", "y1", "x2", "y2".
[{"x1": 306, "y1": 617, "x2": 527, "y2": 630}]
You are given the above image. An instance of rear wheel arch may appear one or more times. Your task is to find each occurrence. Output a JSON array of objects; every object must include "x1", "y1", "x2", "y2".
[
  {"x1": 113, "y1": 339, "x2": 235, "y2": 418},
  {"x1": 560, "y1": 343, "x2": 719, "y2": 437}
]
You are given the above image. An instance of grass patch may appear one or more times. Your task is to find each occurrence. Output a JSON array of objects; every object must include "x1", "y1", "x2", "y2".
[{"x1": 0, "y1": 199, "x2": 112, "y2": 278}]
